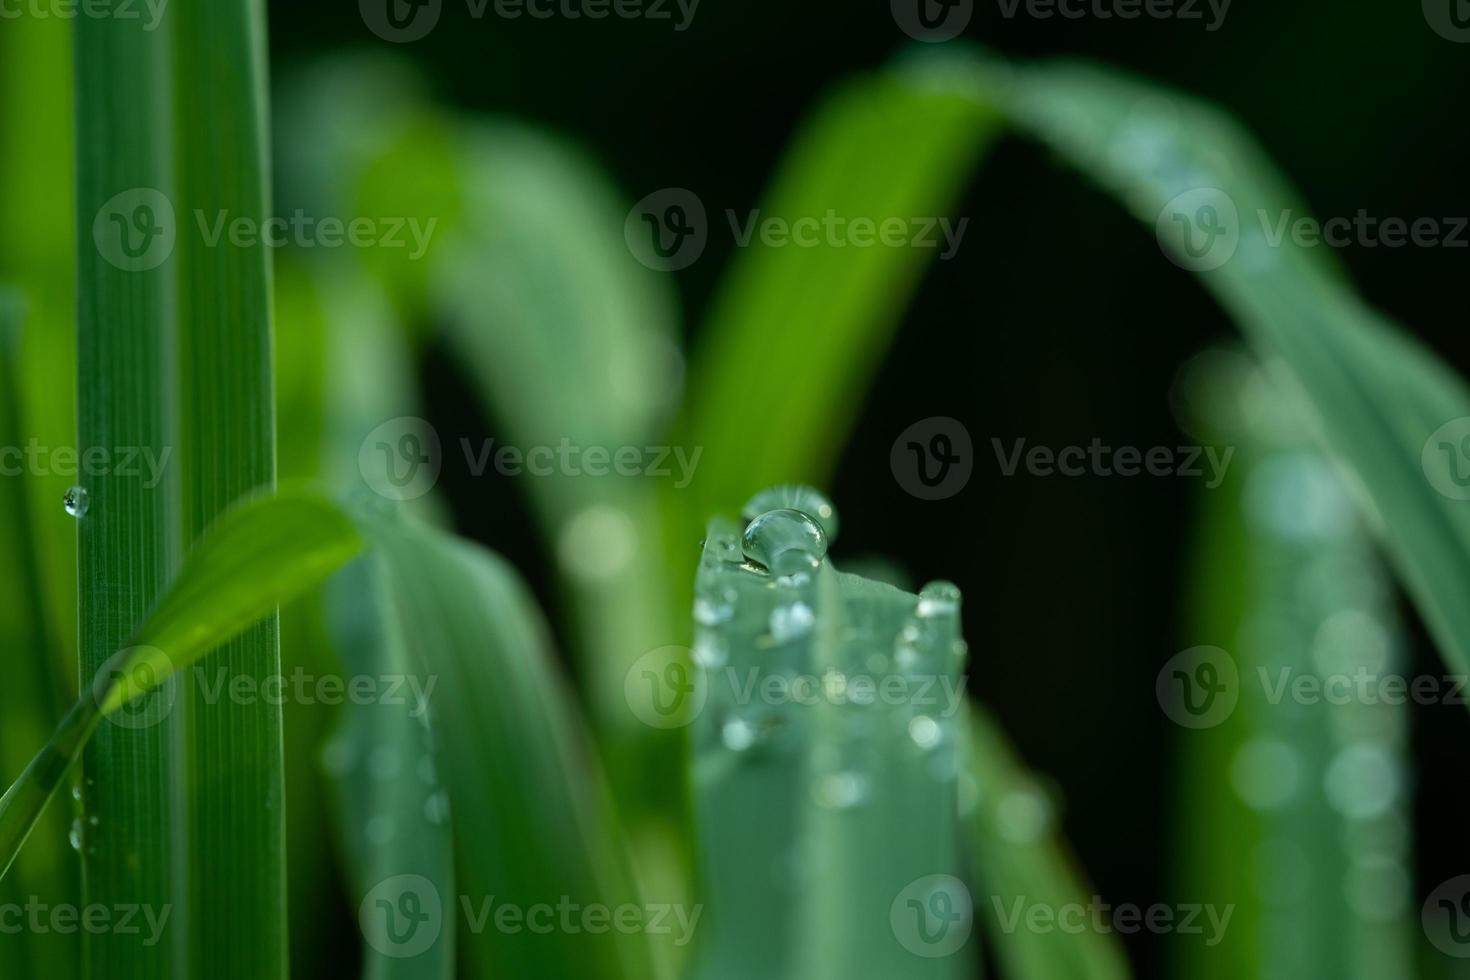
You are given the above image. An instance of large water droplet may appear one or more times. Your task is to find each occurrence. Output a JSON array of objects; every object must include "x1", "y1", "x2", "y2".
[
  {"x1": 742, "y1": 486, "x2": 839, "y2": 542},
  {"x1": 63, "y1": 486, "x2": 89, "y2": 518},
  {"x1": 742, "y1": 509, "x2": 827, "y2": 575}
]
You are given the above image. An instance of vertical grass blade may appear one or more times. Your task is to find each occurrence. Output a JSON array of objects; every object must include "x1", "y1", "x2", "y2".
[
  {"x1": 170, "y1": 2, "x2": 283, "y2": 974},
  {"x1": 76, "y1": 0, "x2": 281, "y2": 973},
  {"x1": 75, "y1": 7, "x2": 182, "y2": 973}
]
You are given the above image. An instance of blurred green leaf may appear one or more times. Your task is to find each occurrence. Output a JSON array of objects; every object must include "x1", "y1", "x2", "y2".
[
  {"x1": 323, "y1": 559, "x2": 456, "y2": 980},
  {"x1": 363, "y1": 513, "x2": 655, "y2": 980}
]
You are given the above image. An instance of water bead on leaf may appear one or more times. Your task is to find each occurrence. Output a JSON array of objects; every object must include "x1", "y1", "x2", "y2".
[
  {"x1": 63, "y1": 485, "x2": 89, "y2": 518},
  {"x1": 741, "y1": 485, "x2": 839, "y2": 543},
  {"x1": 741, "y1": 508, "x2": 828, "y2": 576}
]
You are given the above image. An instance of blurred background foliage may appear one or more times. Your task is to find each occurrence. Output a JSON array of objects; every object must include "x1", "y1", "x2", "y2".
[{"x1": 1, "y1": 1, "x2": 1468, "y2": 977}]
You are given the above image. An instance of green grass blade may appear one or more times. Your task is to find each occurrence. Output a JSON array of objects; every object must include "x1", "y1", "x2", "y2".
[
  {"x1": 690, "y1": 495, "x2": 971, "y2": 980},
  {"x1": 966, "y1": 708, "x2": 1132, "y2": 980},
  {"x1": 169, "y1": 1, "x2": 283, "y2": 973},
  {"x1": 78, "y1": 0, "x2": 284, "y2": 973},
  {"x1": 0, "y1": 490, "x2": 361, "y2": 894},
  {"x1": 361, "y1": 514, "x2": 654, "y2": 980},
  {"x1": 675, "y1": 67, "x2": 998, "y2": 534},
  {"x1": 74, "y1": 8, "x2": 182, "y2": 973}
]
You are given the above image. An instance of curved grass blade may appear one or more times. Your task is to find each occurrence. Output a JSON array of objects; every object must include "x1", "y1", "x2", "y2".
[
  {"x1": 674, "y1": 65, "x2": 998, "y2": 537},
  {"x1": 966, "y1": 708, "x2": 1131, "y2": 980},
  {"x1": 360, "y1": 513, "x2": 655, "y2": 980},
  {"x1": 946, "y1": 50, "x2": 1470, "y2": 682},
  {"x1": 0, "y1": 491, "x2": 362, "y2": 889}
]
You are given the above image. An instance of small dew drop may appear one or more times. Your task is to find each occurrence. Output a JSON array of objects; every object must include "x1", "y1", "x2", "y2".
[
  {"x1": 694, "y1": 597, "x2": 734, "y2": 626},
  {"x1": 424, "y1": 791, "x2": 450, "y2": 825},
  {"x1": 909, "y1": 715, "x2": 943, "y2": 750},
  {"x1": 368, "y1": 746, "x2": 402, "y2": 781},
  {"x1": 71, "y1": 784, "x2": 83, "y2": 802},
  {"x1": 69, "y1": 818, "x2": 83, "y2": 852},
  {"x1": 917, "y1": 581, "x2": 962, "y2": 618},
  {"x1": 995, "y1": 788, "x2": 1052, "y2": 843},
  {"x1": 63, "y1": 486, "x2": 89, "y2": 518},
  {"x1": 365, "y1": 816, "x2": 395, "y2": 845},
  {"x1": 722, "y1": 717, "x2": 756, "y2": 752},
  {"x1": 814, "y1": 771, "x2": 870, "y2": 810},
  {"x1": 693, "y1": 634, "x2": 728, "y2": 669},
  {"x1": 769, "y1": 602, "x2": 816, "y2": 642}
]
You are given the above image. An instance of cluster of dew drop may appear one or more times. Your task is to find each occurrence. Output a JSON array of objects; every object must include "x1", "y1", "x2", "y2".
[{"x1": 708, "y1": 487, "x2": 969, "y2": 808}]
